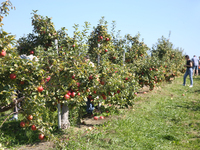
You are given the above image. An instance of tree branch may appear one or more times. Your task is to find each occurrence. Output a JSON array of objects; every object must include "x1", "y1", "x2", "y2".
[{"x1": 0, "y1": 96, "x2": 25, "y2": 113}]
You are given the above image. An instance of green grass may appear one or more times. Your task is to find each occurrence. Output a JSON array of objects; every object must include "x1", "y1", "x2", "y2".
[
  {"x1": 1, "y1": 76, "x2": 200, "y2": 150},
  {"x1": 59, "y1": 76, "x2": 200, "y2": 150}
]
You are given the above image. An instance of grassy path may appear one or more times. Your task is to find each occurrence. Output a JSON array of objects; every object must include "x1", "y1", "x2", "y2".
[{"x1": 64, "y1": 76, "x2": 200, "y2": 150}]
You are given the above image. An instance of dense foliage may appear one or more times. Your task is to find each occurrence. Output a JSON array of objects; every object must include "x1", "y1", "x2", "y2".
[{"x1": 0, "y1": 0, "x2": 185, "y2": 146}]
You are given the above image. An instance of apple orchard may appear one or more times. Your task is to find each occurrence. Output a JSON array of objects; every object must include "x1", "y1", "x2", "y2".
[{"x1": 0, "y1": 1, "x2": 185, "y2": 142}]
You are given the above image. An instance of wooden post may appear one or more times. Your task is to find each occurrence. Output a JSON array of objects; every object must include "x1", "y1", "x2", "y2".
[
  {"x1": 55, "y1": 39, "x2": 61, "y2": 129},
  {"x1": 57, "y1": 103, "x2": 61, "y2": 129}
]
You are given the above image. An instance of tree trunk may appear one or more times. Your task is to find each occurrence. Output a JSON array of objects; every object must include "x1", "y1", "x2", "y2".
[{"x1": 61, "y1": 104, "x2": 70, "y2": 129}]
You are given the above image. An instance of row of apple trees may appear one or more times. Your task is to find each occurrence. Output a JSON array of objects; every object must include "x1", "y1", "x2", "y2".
[{"x1": 0, "y1": 1, "x2": 185, "y2": 143}]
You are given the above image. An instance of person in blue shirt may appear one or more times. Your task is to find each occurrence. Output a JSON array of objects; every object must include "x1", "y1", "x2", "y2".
[{"x1": 192, "y1": 55, "x2": 199, "y2": 76}]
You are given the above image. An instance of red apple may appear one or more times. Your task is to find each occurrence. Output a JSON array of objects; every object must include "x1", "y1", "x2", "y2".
[
  {"x1": 31, "y1": 125, "x2": 37, "y2": 131},
  {"x1": 46, "y1": 76, "x2": 51, "y2": 82},
  {"x1": 38, "y1": 134, "x2": 45, "y2": 140},
  {"x1": 72, "y1": 44, "x2": 75, "y2": 47},
  {"x1": 149, "y1": 68, "x2": 152, "y2": 71},
  {"x1": 37, "y1": 86, "x2": 43, "y2": 92},
  {"x1": 113, "y1": 57, "x2": 116, "y2": 59},
  {"x1": 71, "y1": 92, "x2": 76, "y2": 97},
  {"x1": 77, "y1": 92, "x2": 81, "y2": 96},
  {"x1": 94, "y1": 116, "x2": 98, "y2": 120},
  {"x1": 88, "y1": 95, "x2": 92, "y2": 99},
  {"x1": 67, "y1": 91, "x2": 71, "y2": 96},
  {"x1": 20, "y1": 121, "x2": 26, "y2": 128},
  {"x1": 0, "y1": 50, "x2": 6, "y2": 57},
  {"x1": 106, "y1": 38, "x2": 110, "y2": 41},
  {"x1": 10, "y1": 73, "x2": 16, "y2": 80},
  {"x1": 100, "y1": 81, "x2": 105, "y2": 85},
  {"x1": 64, "y1": 94, "x2": 70, "y2": 100},
  {"x1": 105, "y1": 49, "x2": 108, "y2": 52},
  {"x1": 89, "y1": 75, "x2": 93, "y2": 80},
  {"x1": 134, "y1": 92, "x2": 138, "y2": 96},
  {"x1": 76, "y1": 82, "x2": 80, "y2": 87},
  {"x1": 30, "y1": 51, "x2": 34, "y2": 54},
  {"x1": 99, "y1": 116, "x2": 104, "y2": 119},
  {"x1": 103, "y1": 96, "x2": 107, "y2": 100},
  {"x1": 125, "y1": 77, "x2": 128, "y2": 81},
  {"x1": 99, "y1": 36, "x2": 103, "y2": 40},
  {"x1": 20, "y1": 81, "x2": 25, "y2": 85},
  {"x1": 27, "y1": 115, "x2": 33, "y2": 120},
  {"x1": 72, "y1": 75, "x2": 75, "y2": 79},
  {"x1": 117, "y1": 90, "x2": 120, "y2": 94},
  {"x1": 93, "y1": 90, "x2": 97, "y2": 94}
]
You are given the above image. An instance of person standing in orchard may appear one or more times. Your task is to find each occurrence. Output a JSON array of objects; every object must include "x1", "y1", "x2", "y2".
[
  {"x1": 191, "y1": 55, "x2": 199, "y2": 76},
  {"x1": 10, "y1": 54, "x2": 38, "y2": 120},
  {"x1": 183, "y1": 55, "x2": 193, "y2": 88}
]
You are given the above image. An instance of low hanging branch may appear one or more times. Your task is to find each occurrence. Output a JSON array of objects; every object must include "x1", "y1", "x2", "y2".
[
  {"x1": 0, "y1": 96, "x2": 25, "y2": 113},
  {"x1": 0, "y1": 110, "x2": 23, "y2": 128}
]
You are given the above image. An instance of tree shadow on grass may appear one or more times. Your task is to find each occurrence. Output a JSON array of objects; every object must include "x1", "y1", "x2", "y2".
[
  {"x1": 176, "y1": 101, "x2": 200, "y2": 112},
  {"x1": 0, "y1": 120, "x2": 40, "y2": 147}
]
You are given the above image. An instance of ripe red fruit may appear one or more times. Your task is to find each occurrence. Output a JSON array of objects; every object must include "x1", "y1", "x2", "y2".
[
  {"x1": 89, "y1": 75, "x2": 93, "y2": 80},
  {"x1": 37, "y1": 86, "x2": 43, "y2": 92},
  {"x1": 134, "y1": 92, "x2": 138, "y2": 96},
  {"x1": 103, "y1": 96, "x2": 107, "y2": 100},
  {"x1": 182, "y1": 94, "x2": 185, "y2": 96},
  {"x1": 113, "y1": 57, "x2": 116, "y2": 60},
  {"x1": 94, "y1": 116, "x2": 98, "y2": 120},
  {"x1": 106, "y1": 38, "x2": 110, "y2": 41},
  {"x1": 125, "y1": 77, "x2": 128, "y2": 81},
  {"x1": 86, "y1": 89, "x2": 90, "y2": 92},
  {"x1": 99, "y1": 116, "x2": 104, "y2": 119},
  {"x1": 46, "y1": 76, "x2": 51, "y2": 82},
  {"x1": 71, "y1": 92, "x2": 76, "y2": 97},
  {"x1": 105, "y1": 49, "x2": 108, "y2": 52},
  {"x1": 64, "y1": 94, "x2": 70, "y2": 100},
  {"x1": 31, "y1": 125, "x2": 37, "y2": 131},
  {"x1": 72, "y1": 75, "x2": 75, "y2": 79},
  {"x1": 67, "y1": 91, "x2": 71, "y2": 96},
  {"x1": 10, "y1": 73, "x2": 16, "y2": 80},
  {"x1": 30, "y1": 51, "x2": 34, "y2": 54},
  {"x1": 20, "y1": 121, "x2": 26, "y2": 128},
  {"x1": 72, "y1": 44, "x2": 75, "y2": 47},
  {"x1": 156, "y1": 68, "x2": 158, "y2": 71},
  {"x1": 27, "y1": 115, "x2": 33, "y2": 120},
  {"x1": 88, "y1": 95, "x2": 92, "y2": 99},
  {"x1": 76, "y1": 82, "x2": 80, "y2": 87},
  {"x1": 100, "y1": 81, "x2": 105, "y2": 85},
  {"x1": 149, "y1": 68, "x2": 152, "y2": 71},
  {"x1": 93, "y1": 90, "x2": 97, "y2": 94},
  {"x1": 20, "y1": 81, "x2": 25, "y2": 85},
  {"x1": 99, "y1": 36, "x2": 103, "y2": 40},
  {"x1": 77, "y1": 92, "x2": 81, "y2": 96},
  {"x1": 0, "y1": 50, "x2": 6, "y2": 57},
  {"x1": 117, "y1": 90, "x2": 120, "y2": 94},
  {"x1": 38, "y1": 134, "x2": 45, "y2": 140}
]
